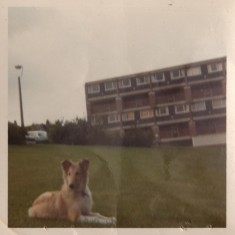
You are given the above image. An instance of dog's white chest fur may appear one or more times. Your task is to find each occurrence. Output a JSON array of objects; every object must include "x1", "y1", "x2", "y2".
[{"x1": 78, "y1": 188, "x2": 93, "y2": 215}]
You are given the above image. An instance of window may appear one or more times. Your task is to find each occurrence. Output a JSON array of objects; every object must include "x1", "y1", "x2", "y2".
[
  {"x1": 104, "y1": 81, "x2": 117, "y2": 91},
  {"x1": 122, "y1": 112, "x2": 135, "y2": 121},
  {"x1": 187, "y1": 66, "x2": 202, "y2": 76},
  {"x1": 119, "y1": 79, "x2": 131, "y2": 88},
  {"x1": 87, "y1": 84, "x2": 100, "y2": 94},
  {"x1": 207, "y1": 62, "x2": 223, "y2": 73},
  {"x1": 191, "y1": 101, "x2": 206, "y2": 112},
  {"x1": 107, "y1": 114, "x2": 120, "y2": 123},
  {"x1": 140, "y1": 110, "x2": 154, "y2": 119},
  {"x1": 151, "y1": 73, "x2": 165, "y2": 83},
  {"x1": 136, "y1": 76, "x2": 150, "y2": 85},
  {"x1": 155, "y1": 107, "x2": 169, "y2": 116},
  {"x1": 175, "y1": 104, "x2": 189, "y2": 114},
  {"x1": 170, "y1": 69, "x2": 185, "y2": 79},
  {"x1": 212, "y1": 99, "x2": 226, "y2": 109}
]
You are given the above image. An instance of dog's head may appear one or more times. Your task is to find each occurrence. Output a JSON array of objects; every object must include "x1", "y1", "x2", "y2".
[{"x1": 61, "y1": 159, "x2": 90, "y2": 192}]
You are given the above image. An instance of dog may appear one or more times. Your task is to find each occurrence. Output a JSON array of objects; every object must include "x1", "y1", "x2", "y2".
[{"x1": 28, "y1": 159, "x2": 116, "y2": 225}]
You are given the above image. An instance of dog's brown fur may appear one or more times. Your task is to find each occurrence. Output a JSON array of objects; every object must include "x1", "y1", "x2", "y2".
[{"x1": 28, "y1": 159, "x2": 94, "y2": 223}]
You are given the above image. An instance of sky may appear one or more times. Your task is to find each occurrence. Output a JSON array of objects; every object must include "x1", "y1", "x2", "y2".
[{"x1": 8, "y1": 0, "x2": 231, "y2": 126}]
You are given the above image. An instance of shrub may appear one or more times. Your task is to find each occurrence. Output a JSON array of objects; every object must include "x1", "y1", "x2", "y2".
[
  {"x1": 104, "y1": 130, "x2": 123, "y2": 146},
  {"x1": 47, "y1": 118, "x2": 108, "y2": 145},
  {"x1": 122, "y1": 127, "x2": 154, "y2": 147},
  {"x1": 26, "y1": 118, "x2": 155, "y2": 147}
]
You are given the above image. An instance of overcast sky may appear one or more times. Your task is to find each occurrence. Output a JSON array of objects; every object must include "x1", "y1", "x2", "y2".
[{"x1": 8, "y1": 1, "x2": 230, "y2": 126}]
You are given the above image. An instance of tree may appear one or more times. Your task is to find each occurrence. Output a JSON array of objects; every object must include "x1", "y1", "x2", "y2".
[{"x1": 8, "y1": 122, "x2": 27, "y2": 145}]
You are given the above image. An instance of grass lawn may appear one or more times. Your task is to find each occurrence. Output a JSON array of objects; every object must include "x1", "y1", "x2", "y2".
[{"x1": 8, "y1": 144, "x2": 226, "y2": 228}]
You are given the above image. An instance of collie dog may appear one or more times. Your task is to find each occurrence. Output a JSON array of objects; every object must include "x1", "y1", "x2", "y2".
[{"x1": 28, "y1": 159, "x2": 116, "y2": 225}]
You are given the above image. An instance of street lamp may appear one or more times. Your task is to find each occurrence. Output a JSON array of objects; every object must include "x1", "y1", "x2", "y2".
[{"x1": 15, "y1": 65, "x2": 24, "y2": 128}]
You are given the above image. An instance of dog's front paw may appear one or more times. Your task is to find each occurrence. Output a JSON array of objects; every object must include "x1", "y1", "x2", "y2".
[
  {"x1": 103, "y1": 216, "x2": 116, "y2": 225},
  {"x1": 111, "y1": 217, "x2": 117, "y2": 225}
]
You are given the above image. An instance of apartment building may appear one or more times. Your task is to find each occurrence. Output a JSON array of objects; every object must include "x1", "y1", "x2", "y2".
[{"x1": 85, "y1": 57, "x2": 226, "y2": 146}]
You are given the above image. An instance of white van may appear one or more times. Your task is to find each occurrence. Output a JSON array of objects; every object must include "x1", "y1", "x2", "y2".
[{"x1": 26, "y1": 130, "x2": 48, "y2": 144}]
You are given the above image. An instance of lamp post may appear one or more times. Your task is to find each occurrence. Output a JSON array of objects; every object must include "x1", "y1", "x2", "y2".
[{"x1": 15, "y1": 65, "x2": 24, "y2": 128}]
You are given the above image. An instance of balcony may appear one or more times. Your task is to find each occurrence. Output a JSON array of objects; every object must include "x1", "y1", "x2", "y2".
[
  {"x1": 123, "y1": 94, "x2": 149, "y2": 110},
  {"x1": 91, "y1": 100, "x2": 116, "y2": 114},
  {"x1": 155, "y1": 89, "x2": 185, "y2": 105},
  {"x1": 192, "y1": 87, "x2": 223, "y2": 99},
  {"x1": 191, "y1": 82, "x2": 223, "y2": 100},
  {"x1": 159, "y1": 123, "x2": 190, "y2": 139},
  {"x1": 195, "y1": 117, "x2": 226, "y2": 135}
]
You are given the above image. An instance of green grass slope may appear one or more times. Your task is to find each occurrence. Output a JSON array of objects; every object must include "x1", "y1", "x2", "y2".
[{"x1": 8, "y1": 145, "x2": 226, "y2": 228}]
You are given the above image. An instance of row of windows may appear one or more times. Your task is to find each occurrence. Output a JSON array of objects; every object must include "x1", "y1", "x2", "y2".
[
  {"x1": 105, "y1": 99, "x2": 226, "y2": 124},
  {"x1": 158, "y1": 99, "x2": 226, "y2": 115},
  {"x1": 87, "y1": 62, "x2": 224, "y2": 94}
]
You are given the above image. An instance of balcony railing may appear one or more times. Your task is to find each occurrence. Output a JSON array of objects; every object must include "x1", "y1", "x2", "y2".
[
  {"x1": 156, "y1": 92, "x2": 185, "y2": 104},
  {"x1": 159, "y1": 125, "x2": 190, "y2": 138},
  {"x1": 192, "y1": 87, "x2": 223, "y2": 99},
  {"x1": 91, "y1": 103, "x2": 116, "y2": 114},
  {"x1": 123, "y1": 98, "x2": 149, "y2": 109}
]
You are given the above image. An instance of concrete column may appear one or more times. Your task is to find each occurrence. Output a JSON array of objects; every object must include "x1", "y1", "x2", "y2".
[
  {"x1": 221, "y1": 80, "x2": 226, "y2": 96},
  {"x1": 152, "y1": 124, "x2": 160, "y2": 145},
  {"x1": 149, "y1": 91, "x2": 155, "y2": 107},
  {"x1": 86, "y1": 101, "x2": 91, "y2": 121},
  {"x1": 184, "y1": 85, "x2": 192, "y2": 101},
  {"x1": 116, "y1": 96, "x2": 123, "y2": 111},
  {"x1": 189, "y1": 120, "x2": 196, "y2": 137}
]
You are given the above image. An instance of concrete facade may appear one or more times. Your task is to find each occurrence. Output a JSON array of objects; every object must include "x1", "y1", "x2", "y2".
[{"x1": 85, "y1": 57, "x2": 226, "y2": 146}]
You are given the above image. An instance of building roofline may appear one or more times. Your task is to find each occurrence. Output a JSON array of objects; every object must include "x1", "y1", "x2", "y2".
[{"x1": 85, "y1": 56, "x2": 226, "y2": 85}]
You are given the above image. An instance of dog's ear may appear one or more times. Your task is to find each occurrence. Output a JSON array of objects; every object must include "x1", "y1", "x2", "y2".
[
  {"x1": 61, "y1": 160, "x2": 72, "y2": 173},
  {"x1": 79, "y1": 159, "x2": 89, "y2": 172}
]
